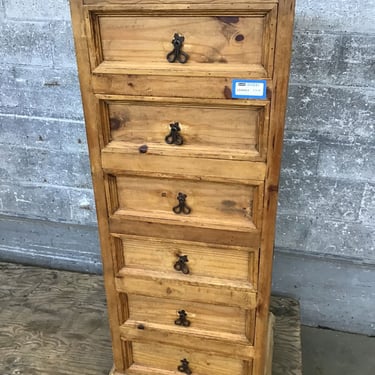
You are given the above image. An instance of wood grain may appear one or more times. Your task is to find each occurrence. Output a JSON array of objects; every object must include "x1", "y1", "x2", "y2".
[
  {"x1": 99, "y1": 16, "x2": 264, "y2": 64},
  {"x1": 115, "y1": 175, "x2": 257, "y2": 229},
  {"x1": 83, "y1": 0, "x2": 278, "y2": 6},
  {"x1": 120, "y1": 320, "x2": 254, "y2": 359},
  {"x1": 253, "y1": 1, "x2": 296, "y2": 374},
  {"x1": 0, "y1": 262, "x2": 112, "y2": 375},
  {"x1": 115, "y1": 267, "x2": 257, "y2": 308},
  {"x1": 104, "y1": 98, "x2": 269, "y2": 161},
  {"x1": 70, "y1": 0, "x2": 296, "y2": 374},
  {"x1": 0, "y1": 262, "x2": 302, "y2": 375},
  {"x1": 92, "y1": 75, "x2": 272, "y2": 98},
  {"x1": 270, "y1": 297, "x2": 303, "y2": 375},
  {"x1": 116, "y1": 234, "x2": 257, "y2": 282},
  {"x1": 109, "y1": 214, "x2": 261, "y2": 247},
  {"x1": 131, "y1": 341, "x2": 245, "y2": 375},
  {"x1": 126, "y1": 294, "x2": 249, "y2": 335},
  {"x1": 85, "y1": 7, "x2": 277, "y2": 78},
  {"x1": 101, "y1": 148, "x2": 267, "y2": 182}
]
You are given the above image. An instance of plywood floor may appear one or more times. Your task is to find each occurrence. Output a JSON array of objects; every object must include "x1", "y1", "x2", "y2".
[{"x1": 0, "y1": 262, "x2": 302, "y2": 375}]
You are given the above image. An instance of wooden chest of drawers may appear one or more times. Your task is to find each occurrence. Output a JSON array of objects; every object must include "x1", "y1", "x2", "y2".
[{"x1": 70, "y1": 1, "x2": 295, "y2": 374}]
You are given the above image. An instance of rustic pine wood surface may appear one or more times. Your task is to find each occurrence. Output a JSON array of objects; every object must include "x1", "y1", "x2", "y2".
[{"x1": 0, "y1": 262, "x2": 301, "y2": 375}]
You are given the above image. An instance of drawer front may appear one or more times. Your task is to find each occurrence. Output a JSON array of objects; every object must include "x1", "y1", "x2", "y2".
[
  {"x1": 127, "y1": 294, "x2": 249, "y2": 336},
  {"x1": 125, "y1": 294, "x2": 256, "y2": 348},
  {"x1": 116, "y1": 235, "x2": 258, "y2": 283},
  {"x1": 114, "y1": 176, "x2": 262, "y2": 230},
  {"x1": 87, "y1": 6, "x2": 277, "y2": 77},
  {"x1": 129, "y1": 341, "x2": 250, "y2": 375},
  {"x1": 104, "y1": 98, "x2": 269, "y2": 161}
]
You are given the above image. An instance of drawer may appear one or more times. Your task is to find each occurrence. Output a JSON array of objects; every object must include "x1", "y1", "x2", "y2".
[
  {"x1": 125, "y1": 341, "x2": 252, "y2": 375},
  {"x1": 112, "y1": 176, "x2": 263, "y2": 231},
  {"x1": 114, "y1": 235, "x2": 258, "y2": 285},
  {"x1": 86, "y1": 4, "x2": 277, "y2": 77},
  {"x1": 122, "y1": 294, "x2": 256, "y2": 355},
  {"x1": 101, "y1": 97, "x2": 269, "y2": 162},
  {"x1": 122, "y1": 318, "x2": 254, "y2": 359},
  {"x1": 126, "y1": 295, "x2": 250, "y2": 337}
]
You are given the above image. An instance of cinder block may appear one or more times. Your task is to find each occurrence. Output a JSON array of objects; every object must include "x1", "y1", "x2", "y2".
[
  {"x1": 0, "y1": 214, "x2": 101, "y2": 273},
  {"x1": 275, "y1": 214, "x2": 311, "y2": 251},
  {"x1": 68, "y1": 188, "x2": 97, "y2": 225},
  {"x1": 359, "y1": 183, "x2": 375, "y2": 225},
  {"x1": 291, "y1": 32, "x2": 375, "y2": 88},
  {"x1": 273, "y1": 251, "x2": 375, "y2": 335},
  {"x1": 0, "y1": 183, "x2": 96, "y2": 226},
  {"x1": 0, "y1": 145, "x2": 92, "y2": 188},
  {"x1": 51, "y1": 21, "x2": 77, "y2": 68},
  {"x1": 0, "y1": 21, "x2": 53, "y2": 66},
  {"x1": 295, "y1": 0, "x2": 375, "y2": 34},
  {"x1": 0, "y1": 183, "x2": 70, "y2": 222},
  {"x1": 278, "y1": 176, "x2": 364, "y2": 222},
  {"x1": 0, "y1": 66, "x2": 83, "y2": 120},
  {"x1": 0, "y1": 2, "x2": 5, "y2": 19},
  {"x1": 317, "y1": 143, "x2": 375, "y2": 182},
  {"x1": 307, "y1": 219, "x2": 375, "y2": 261},
  {"x1": 4, "y1": 0, "x2": 70, "y2": 21},
  {"x1": 286, "y1": 85, "x2": 375, "y2": 145},
  {"x1": 280, "y1": 139, "x2": 319, "y2": 177},
  {"x1": 0, "y1": 114, "x2": 87, "y2": 152}
]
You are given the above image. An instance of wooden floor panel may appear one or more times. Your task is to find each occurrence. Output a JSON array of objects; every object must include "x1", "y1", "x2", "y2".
[{"x1": 0, "y1": 262, "x2": 301, "y2": 375}]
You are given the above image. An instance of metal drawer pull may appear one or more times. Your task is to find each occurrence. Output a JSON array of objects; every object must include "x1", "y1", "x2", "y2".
[
  {"x1": 175, "y1": 310, "x2": 191, "y2": 327},
  {"x1": 173, "y1": 192, "x2": 191, "y2": 215},
  {"x1": 178, "y1": 358, "x2": 192, "y2": 374},
  {"x1": 165, "y1": 122, "x2": 183, "y2": 145},
  {"x1": 167, "y1": 33, "x2": 189, "y2": 64},
  {"x1": 174, "y1": 255, "x2": 190, "y2": 274},
  {"x1": 138, "y1": 144, "x2": 148, "y2": 153}
]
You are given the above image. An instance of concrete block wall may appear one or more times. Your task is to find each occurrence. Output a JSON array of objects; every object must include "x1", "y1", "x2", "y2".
[
  {"x1": 274, "y1": 0, "x2": 375, "y2": 335},
  {"x1": 0, "y1": 0, "x2": 374, "y2": 334},
  {"x1": 0, "y1": 0, "x2": 100, "y2": 272}
]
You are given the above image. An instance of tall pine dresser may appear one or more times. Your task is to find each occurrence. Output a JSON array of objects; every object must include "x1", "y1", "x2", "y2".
[{"x1": 70, "y1": 0, "x2": 295, "y2": 374}]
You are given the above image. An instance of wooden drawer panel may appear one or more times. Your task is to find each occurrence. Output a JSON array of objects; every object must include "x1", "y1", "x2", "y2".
[
  {"x1": 128, "y1": 341, "x2": 250, "y2": 375},
  {"x1": 92, "y1": 74, "x2": 273, "y2": 99},
  {"x1": 115, "y1": 235, "x2": 258, "y2": 283},
  {"x1": 115, "y1": 268, "x2": 256, "y2": 309},
  {"x1": 127, "y1": 295, "x2": 248, "y2": 336},
  {"x1": 103, "y1": 98, "x2": 269, "y2": 161},
  {"x1": 87, "y1": 6, "x2": 277, "y2": 77},
  {"x1": 114, "y1": 176, "x2": 261, "y2": 230},
  {"x1": 102, "y1": 149, "x2": 267, "y2": 182},
  {"x1": 121, "y1": 320, "x2": 253, "y2": 359},
  {"x1": 109, "y1": 215, "x2": 261, "y2": 248}
]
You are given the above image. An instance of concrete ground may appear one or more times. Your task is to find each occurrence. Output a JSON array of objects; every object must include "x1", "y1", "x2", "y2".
[{"x1": 302, "y1": 326, "x2": 375, "y2": 375}]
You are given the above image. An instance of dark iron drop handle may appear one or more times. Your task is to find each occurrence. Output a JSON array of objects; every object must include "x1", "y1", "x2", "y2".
[
  {"x1": 165, "y1": 122, "x2": 183, "y2": 145},
  {"x1": 167, "y1": 33, "x2": 189, "y2": 64},
  {"x1": 174, "y1": 255, "x2": 190, "y2": 274},
  {"x1": 178, "y1": 358, "x2": 192, "y2": 374},
  {"x1": 175, "y1": 309, "x2": 191, "y2": 327},
  {"x1": 173, "y1": 192, "x2": 191, "y2": 214}
]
